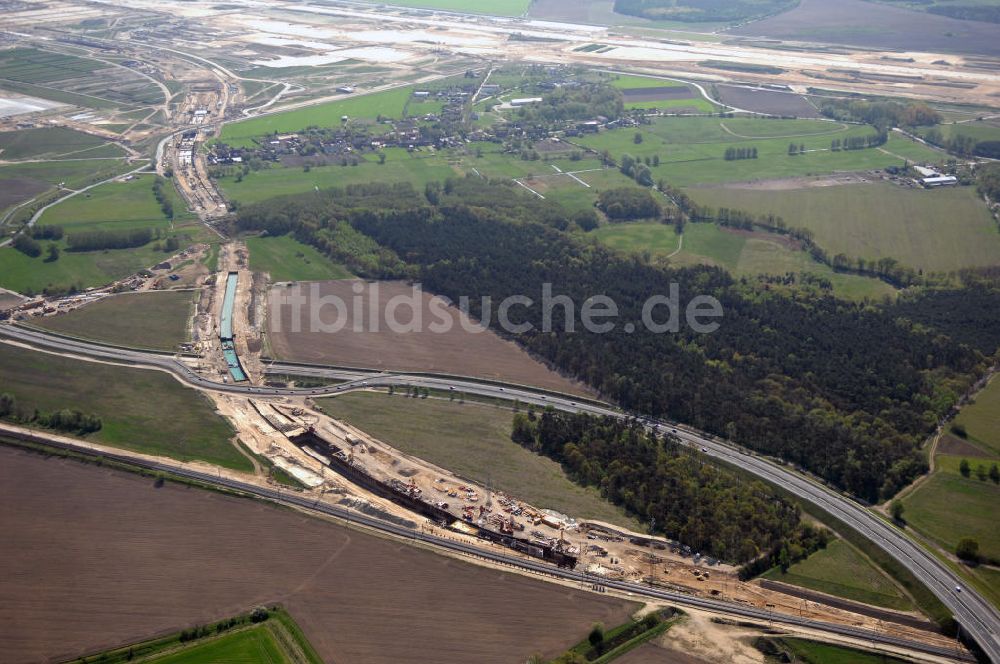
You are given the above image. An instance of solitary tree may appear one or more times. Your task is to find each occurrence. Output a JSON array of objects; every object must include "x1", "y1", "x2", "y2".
[
  {"x1": 990, "y1": 463, "x2": 999, "y2": 484},
  {"x1": 960, "y1": 458, "x2": 971, "y2": 477},
  {"x1": 891, "y1": 500, "x2": 905, "y2": 524},
  {"x1": 976, "y1": 464, "x2": 988, "y2": 481},
  {"x1": 956, "y1": 538, "x2": 980, "y2": 562},
  {"x1": 588, "y1": 623, "x2": 605, "y2": 653},
  {"x1": 45, "y1": 243, "x2": 60, "y2": 263},
  {"x1": 634, "y1": 132, "x2": 643, "y2": 144}
]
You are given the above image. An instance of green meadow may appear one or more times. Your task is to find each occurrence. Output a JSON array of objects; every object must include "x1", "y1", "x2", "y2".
[
  {"x1": 575, "y1": 116, "x2": 941, "y2": 186},
  {"x1": 219, "y1": 86, "x2": 415, "y2": 148},
  {"x1": 686, "y1": 182, "x2": 1000, "y2": 273}
]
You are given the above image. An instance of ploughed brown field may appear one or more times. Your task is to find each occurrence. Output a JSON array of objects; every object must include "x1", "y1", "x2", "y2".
[
  {"x1": 715, "y1": 85, "x2": 820, "y2": 118},
  {"x1": 0, "y1": 177, "x2": 48, "y2": 210},
  {"x1": 616, "y1": 643, "x2": 708, "y2": 663},
  {"x1": 267, "y1": 280, "x2": 594, "y2": 396},
  {"x1": 730, "y1": 0, "x2": 1000, "y2": 57},
  {"x1": 0, "y1": 447, "x2": 635, "y2": 663}
]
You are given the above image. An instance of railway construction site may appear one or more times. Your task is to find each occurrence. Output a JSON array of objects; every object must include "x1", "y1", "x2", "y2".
[
  {"x1": 0, "y1": 254, "x2": 973, "y2": 663},
  {"x1": 1, "y1": 0, "x2": 999, "y2": 661}
]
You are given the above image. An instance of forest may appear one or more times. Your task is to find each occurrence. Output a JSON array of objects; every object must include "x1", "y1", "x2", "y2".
[
  {"x1": 817, "y1": 99, "x2": 940, "y2": 130},
  {"x1": 511, "y1": 410, "x2": 801, "y2": 562},
  {"x1": 236, "y1": 179, "x2": 996, "y2": 501}
]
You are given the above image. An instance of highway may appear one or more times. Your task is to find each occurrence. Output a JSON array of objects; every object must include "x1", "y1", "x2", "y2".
[
  {"x1": 1, "y1": 322, "x2": 996, "y2": 661},
  {"x1": 0, "y1": 424, "x2": 973, "y2": 662}
]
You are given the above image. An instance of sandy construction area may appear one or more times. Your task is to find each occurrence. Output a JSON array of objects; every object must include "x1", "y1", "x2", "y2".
[
  {"x1": 0, "y1": 447, "x2": 635, "y2": 663},
  {"x1": 267, "y1": 280, "x2": 594, "y2": 396}
]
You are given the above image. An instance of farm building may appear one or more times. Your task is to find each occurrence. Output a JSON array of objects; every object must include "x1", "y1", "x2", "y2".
[
  {"x1": 921, "y1": 175, "x2": 958, "y2": 187},
  {"x1": 510, "y1": 97, "x2": 543, "y2": 106}
]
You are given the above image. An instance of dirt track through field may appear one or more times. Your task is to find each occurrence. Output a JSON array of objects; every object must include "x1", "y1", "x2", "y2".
[{"x1": 0, "y1": 447, "x2": 635, "y2": 663}]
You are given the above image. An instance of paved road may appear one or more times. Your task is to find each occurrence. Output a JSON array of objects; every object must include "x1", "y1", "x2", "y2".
[
  {"x1": 0, "y1": 424, "x2": 972, "y2": 662},
  {"x1": 1, "y1": 323, "x2": 996, "y2": 661}
]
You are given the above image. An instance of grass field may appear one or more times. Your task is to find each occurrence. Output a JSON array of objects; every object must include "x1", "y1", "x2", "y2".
[
  {"x1": 246, "y1": 234, "x2": 352, "y2": 281},
  {"x1": 147, "y1": 625, "x2": 288, "y2": 663},
  {"x1": 0, "y1": 345, "x2": 247, "y2": 471},
  {"x1": 592, "y1": 221, "x2": 896, "y2": 300},
  {"x1": 356, "y1": 0, "x2": 530, "y2": 14},
  {"x1": 918, "y1": 119, "x2": 1000, "y2": 146},
  {"x1": 0, "y1": 127, "x2": 121, "y2": 160},
  {"x1": 36, "y1": 175, "x2": 194, "y2": 231},
  {"x1": 219, "y1": 143, "x2": 622, "y2": 207},
  {"x1": 0, "y1": 175, "x2": 210, "y2": 294},
  {"x1": 899, "y1": 375, "x2": 1000, "y2": 605},
  {"x1": 902, "y1": 467, "x2": 1000, "y2": 562},
  {"x1": 0, "y1": 158, "x2": 131, "y2": 190},
  {"x1": 608, "y1": 74, "x2": 716, "y2": 112},
  {"x1": 32, "y1": 291, "x2": 194, "y2": 351},
  {"x1": 0, "y1": 158, "x2": 134, "y2": 219},
  {"x1": 219, "y1": 87, "x2": 414, "y2": 148},
  {"x1": 775, "y1": 638, "x2": 907, "y2": 664},
  {"x1": 70, "y1": 607, "x2": 320, "y2": 664},
  {"x1": 951, "y1": 375, "x2": 1000, "y2": 457},
  {"x1": 762, "y1": 539, "x2": 913, "y2": 610},
  {"x1": 686, "y1": 182, "x2": 1000, "y2": 272},
  {"x1": 219, "y1": 147, "x2": 456, "y2": 204},
  {"x1": 575, "y1": 116, "x2": 941, "y2": 187},
  {"x1": 316, "y1": 391, "x2": 639, "y2": 528}
]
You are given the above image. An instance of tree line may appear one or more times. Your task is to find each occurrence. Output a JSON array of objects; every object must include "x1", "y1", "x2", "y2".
[
  {"x1": 818, "y1": 99, "x2": 941, "y2": 131},
  {"x1": 0, "y1": 393, "x2": 102, "y2": 435},
  {"x1": 597, "y1": 187, "x2": 661, "y2": 221},
  {"x1": 511, "y1": 409, "x2": 802, "y2": 563},
  {"x1": 66, "y1": 227, "x2": 154, "y2": 252},
  {"x1": 152, "y1": 176, "x2": 175, "y2": 220},
  {"x1": 724, "y1": 146, "x2": 757, "y2": 161},
  {"x1": 235, "y1": 179, "x2": 991, "y2": 502}
]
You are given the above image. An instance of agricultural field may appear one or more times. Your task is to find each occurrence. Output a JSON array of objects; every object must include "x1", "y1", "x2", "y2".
[
  {"x1": 0, "y1": 447, "x2": 636, "y2": 663},
  {"x1": 266, "y1": 280, "x2": 593, "y2": 396},
  {"x1": 729, "y1": 0, "x2": 1000, "y2": 56},
  {"x1": 0, "y1": 345, "x2": 247, "y2": 471},
  {"x1": 76, "y1": 607, "x2": 321, "y2": 664},
  {"x1": 950, "y1": 375, "x2": 1000, "y2": 457},
  {"x1": 686, "y1": 181, "x2": 1000, "y2": 272},
  {"x1": 316, "y1": 391, "x2": 639, "y2": 528},
  {"x1": 609, "y1": 74, "x2": 716, "y2": 112},
  {"x1": 218, "y1": 147, "x2": 456, "y2": 205},
  {"x1": 246, "y1": 234, "x2": 352, "y2": 282},
  {"x1": 762, "y1": 540, "x2": 914, "y2": 610},
  {"x1": 918, "y1": 118, "x2": 1000, "y2": 145},
  {"x1": 901, "y1": 377, "x2": 1000, "y2": 574},
  {"x1": 36, "y1": 174, "x2": 194, "y2": 232},
  {"x1": 592, "y1": 221, "x2": 897, "y2": 300},
  {"x1": 0, "y1": 175, "x2": 210, "y2": 294},
  {"x1": 0, "y1": 126, "x2": 122, "y2": 160},
  {"x1": 714, "y1": 84, "x2": 821, "y2": 118},
  {"x1": 32, "y1": 291, "x2": 194, "y2": 351},
  {"x1": 574, "y1": 116, "x2": 941, "y2": 187},
  {"x1": 0, "y1": 157, "x2": 133, "y2": 219},
  {"x1": 0, "y1": 47, "x2": 165, "y2": 109},
  {"x1": 219, "y1": 86, "x2": 415, "y2": 148},
  {"x1": 770, "y1": 638, "x2": 909, "y2": 664},
  {"x1": 356, "y1": 0, "x2": 531, "y2": 15}
]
